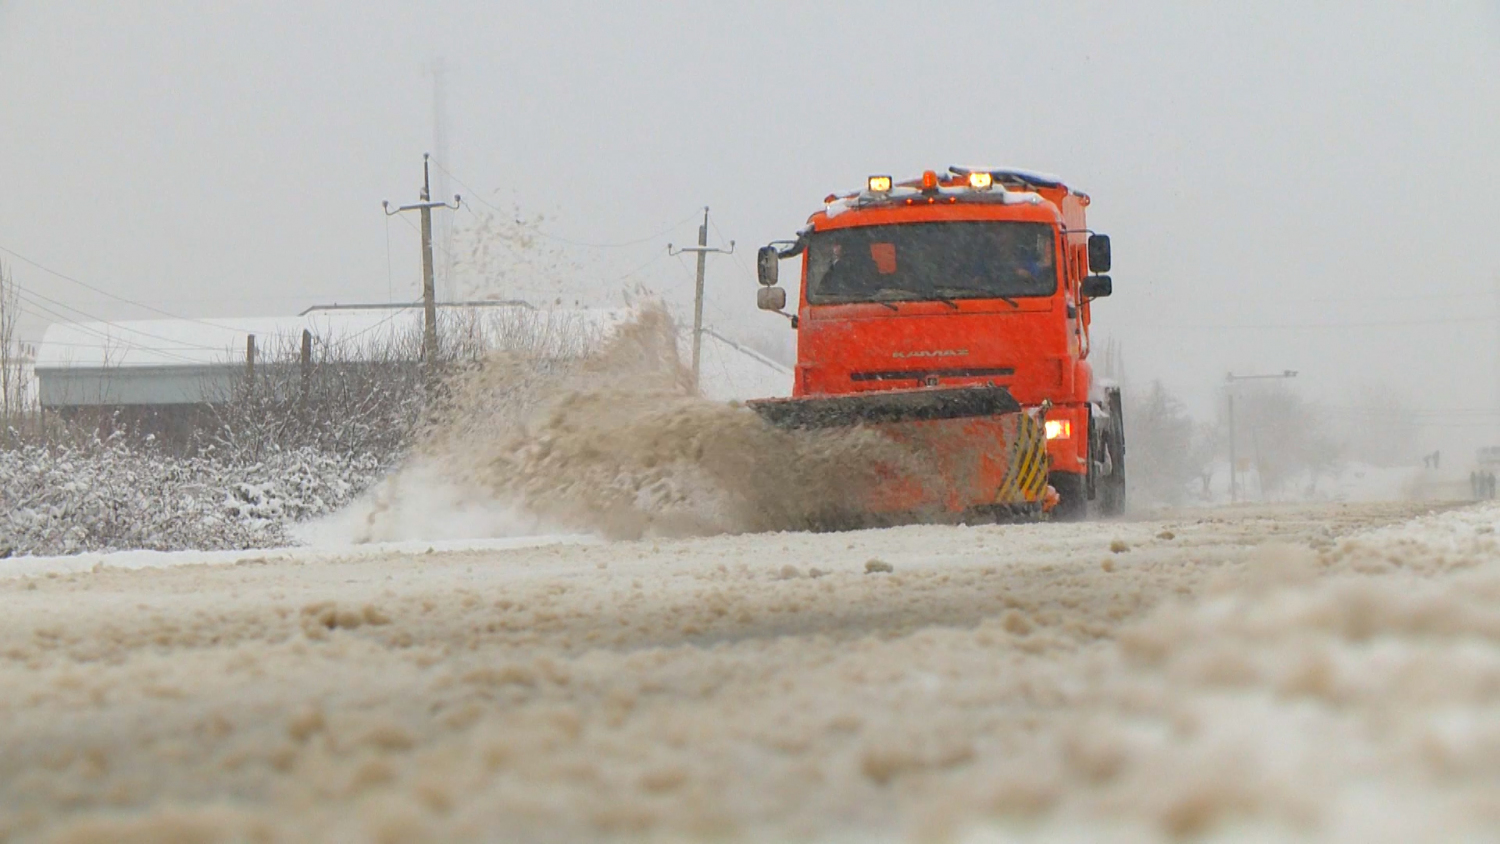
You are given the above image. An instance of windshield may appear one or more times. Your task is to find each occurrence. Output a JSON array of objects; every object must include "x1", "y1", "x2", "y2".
[{"x1": 805, "y1": 221, "x2": 1057, "y2": 305}]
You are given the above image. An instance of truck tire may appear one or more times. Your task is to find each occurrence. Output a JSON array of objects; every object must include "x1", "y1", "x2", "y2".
[
  {"x1": 1097, "y1": 389, "x2": 1127, "y2": 517},
  {"x1": 1049, "y1": 471, "x2": 1088, "y2": 521},
  {"x1": 1098, "y1": 451, "x2": 1126, "y2": 516}
]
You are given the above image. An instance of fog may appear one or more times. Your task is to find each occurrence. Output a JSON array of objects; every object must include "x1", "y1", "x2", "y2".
[{"x1": 2, "y1": 1, "x2": 1498, "y2": 457}]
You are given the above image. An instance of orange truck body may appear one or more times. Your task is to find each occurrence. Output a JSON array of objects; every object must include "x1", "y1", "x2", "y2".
[{"x1": 750, "y1": 168, "x2": 1122, "y2": 522}]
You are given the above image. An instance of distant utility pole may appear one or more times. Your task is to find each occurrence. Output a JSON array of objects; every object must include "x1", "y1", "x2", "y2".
[
  {"x1": 1225, "y1": 370, "x2": 1298, "y2": 504},
  {"x1": 429, "y1": 58, "x2": 454, "y2": 298},
  {"x1": 668, "y1": 207, "x2": 733, "y2": 393},
  {"x1": 384, "y1": 154, "x2": 460, "y2": 364}
]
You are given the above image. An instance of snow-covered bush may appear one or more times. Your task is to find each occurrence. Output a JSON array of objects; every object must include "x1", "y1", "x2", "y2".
[{"x1": 0, "y1": 436, "x2": 383, "y2": 557}]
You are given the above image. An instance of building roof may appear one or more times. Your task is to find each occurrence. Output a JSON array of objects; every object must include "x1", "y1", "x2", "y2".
[{"x1": 33, "y1": 303, "x2": 598, "y2": 371}]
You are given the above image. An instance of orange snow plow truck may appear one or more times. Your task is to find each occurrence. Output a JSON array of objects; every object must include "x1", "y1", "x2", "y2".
[{"x1": 748, "y1": 167, "x2": 1124, "y2": 522}]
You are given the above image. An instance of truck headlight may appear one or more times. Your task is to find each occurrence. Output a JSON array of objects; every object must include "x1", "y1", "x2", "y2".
[{"x1": 1045, "y1": 419, "x2": 1071, "y2": 440}]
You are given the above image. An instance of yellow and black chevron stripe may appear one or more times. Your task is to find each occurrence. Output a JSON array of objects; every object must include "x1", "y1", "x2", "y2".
[{"x1": 995, "y1": 414, "x2": 1050, "y2": 504}]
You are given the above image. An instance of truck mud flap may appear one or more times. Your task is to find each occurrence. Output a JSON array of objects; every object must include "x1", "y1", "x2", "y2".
[{"x1": 747, "y1": 386, "x2": 1022, "y2": 430}]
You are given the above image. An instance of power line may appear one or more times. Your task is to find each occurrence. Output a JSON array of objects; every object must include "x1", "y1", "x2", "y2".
[
  {"x1": 13, "y1": 283, "x2": 229, "y2": 353},
  {"x1": 0, "y1": 243, "x2": 261, "y2": 333},
  {"x1": 15, "y1": 299, "x2": 209, "y2": 365},
  {"x1": 606, "y1": 251, "x2": 670, "y2": 285},
  {"x1": 315, "y1": 304, "x2": 422, "y2": 346},
  {"x1": 14, "y1": 283, "x2": 220, "y2": 347},
  {"x1": 526, "y1": 211, "x2": 699, "y2": 250},
  {"x1": 427, "y1": 156, "x2": 698, "y2": 249},
  {"x1": 389, "y1": 206, "x2": 462, "y2": 275},
  {"x1": 1124, "y1": 314, "x2": 1493, "y2": 331},
  {"x1": 1140, "y1": 290, "x2": 1484, "y2": 306}
]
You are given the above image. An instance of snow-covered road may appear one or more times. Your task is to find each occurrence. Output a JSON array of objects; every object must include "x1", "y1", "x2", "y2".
[{"x1": 4, "y1": 500, "x2": 1498, "y2": 842}]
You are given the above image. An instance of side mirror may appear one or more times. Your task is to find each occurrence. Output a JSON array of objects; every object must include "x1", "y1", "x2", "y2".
[
  {"x1": 1087, "y1": 234, "x2": 1111, "y2": 273},
  {"x1": 1081, "y1": 275, "x2": 1112, "y2": 299},
  {"x1": 757, "y1": 286, "x2": 787, "y2": 311},
  {"x1": 756, "y1": 245, "x2": 779, "y2": 287}
]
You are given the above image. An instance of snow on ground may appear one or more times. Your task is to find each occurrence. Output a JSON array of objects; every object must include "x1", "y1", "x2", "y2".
[{"x1": 3, "y1": 499, "x2": 1497, "y2": 842}]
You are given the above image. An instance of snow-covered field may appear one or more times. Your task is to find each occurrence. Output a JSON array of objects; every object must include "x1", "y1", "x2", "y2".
[{"x1": 3, "y1": 499, "x2": 1497, "y2": 842}]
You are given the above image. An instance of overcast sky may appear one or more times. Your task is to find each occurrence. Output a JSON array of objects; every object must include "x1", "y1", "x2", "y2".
[{"x1": 2, "y1": 2, "x2": 1498, "y2": 450}]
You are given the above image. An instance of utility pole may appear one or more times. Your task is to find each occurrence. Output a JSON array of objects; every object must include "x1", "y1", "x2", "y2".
[
  {"x1": 1225, "y1": 370, "x2": 1298, "y2": 503},
  {"x1": 384, "y1": 154, "x2": 459, "y2": 365},
  {"x1": 668, "y1": 207, "x2": 733, "y2": 393},
  {"x1": 1227, "y1": 389, "x2": 1236, "y2": 503}
]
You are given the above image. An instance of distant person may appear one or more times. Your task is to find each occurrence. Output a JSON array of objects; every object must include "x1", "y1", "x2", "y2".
[{"x1": 1472, "y1": 471, "x2": 1481, "y2": 500}]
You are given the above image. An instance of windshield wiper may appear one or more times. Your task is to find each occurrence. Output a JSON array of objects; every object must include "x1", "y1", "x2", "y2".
[
  {"x1": 934, "y1": 285, "x2": 1018, "y2": 309},
  {"x1": 872, "y1": 288, "x2": 957, "y2": 309}
]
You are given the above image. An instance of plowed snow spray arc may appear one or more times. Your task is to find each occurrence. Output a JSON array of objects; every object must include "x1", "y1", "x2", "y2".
[{"x1": 319, "y1": 306, "x2": 931, "y2": 542}]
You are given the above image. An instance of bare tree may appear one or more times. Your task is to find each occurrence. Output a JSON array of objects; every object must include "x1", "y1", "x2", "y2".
[
  {"x1": 1125, "y1": 380, "x2": 1202, "y2": 505},
  {"x1": 0, "y1": 261, "x2": 18, "y2": 419},
  {"x1": 1191, "y1": 419, "x2": 1222, "y2": 501},
  {"x1": 1223, "y1": 382, "x2": 1338, "y2": 495},
  {"x1": 0, "y1": 261, "x2": 37, "y2": 428}
]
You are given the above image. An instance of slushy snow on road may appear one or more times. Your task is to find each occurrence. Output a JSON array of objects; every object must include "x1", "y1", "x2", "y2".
[{"x1": 3, "y1": 500, "x2": 1498, "y2": 842}]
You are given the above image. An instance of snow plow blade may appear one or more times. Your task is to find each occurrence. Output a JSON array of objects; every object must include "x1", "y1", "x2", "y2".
[
  {"x1": 747, "y1": 387, "x2": 1049, "y2": 523},
  {"x1": 747, "y1": 385, "x2": 1022, "y2": 429}
]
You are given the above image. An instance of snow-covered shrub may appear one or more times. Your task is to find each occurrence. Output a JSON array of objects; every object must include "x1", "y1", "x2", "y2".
[
  {"x1": 204, "y1": 327, "x2": 429, "y2": 464},
  {"x1": 0, "y1": 436, "x2": 382, "y2": 557}
]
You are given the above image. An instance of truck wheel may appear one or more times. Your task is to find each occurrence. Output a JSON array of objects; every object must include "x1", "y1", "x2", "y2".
[
  {"x1": 1049, "y1": 471, "x2": 1087, "y2": 521},
  {"x1": 1099, "y1": 467, "x2": 1126, "y2": 517}
]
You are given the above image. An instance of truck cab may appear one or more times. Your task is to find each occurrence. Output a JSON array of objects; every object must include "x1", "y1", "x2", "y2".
[{"x1": 755, "y1": 167, "x2": 1124, "y2": 519}]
